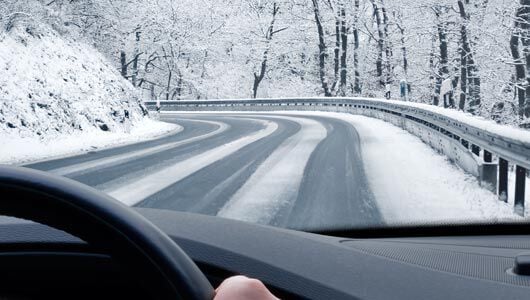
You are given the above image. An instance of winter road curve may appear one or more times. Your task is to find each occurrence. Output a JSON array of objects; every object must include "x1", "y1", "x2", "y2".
[{"x1": 25, "y1": 112, "x2": 383, "y2": 230}]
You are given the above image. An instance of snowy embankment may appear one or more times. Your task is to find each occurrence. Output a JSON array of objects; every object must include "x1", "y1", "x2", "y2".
[{"x1": 0, "y1": 17, "x2": 178, "y2": 164}]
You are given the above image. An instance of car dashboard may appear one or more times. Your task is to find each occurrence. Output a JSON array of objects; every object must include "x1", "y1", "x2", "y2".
[{"x1": 1, "y1": 208, "x2": 530, "y2": 299}]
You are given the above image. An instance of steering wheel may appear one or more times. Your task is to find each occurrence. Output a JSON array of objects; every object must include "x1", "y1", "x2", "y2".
[{"x1": 0, "y1": 165, "x2": 215, "y2": 300}]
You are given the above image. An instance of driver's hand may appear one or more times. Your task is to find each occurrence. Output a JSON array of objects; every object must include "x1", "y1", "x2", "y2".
[{"x1": 214, "y1": 275, "x2": 280, "y2": 300}]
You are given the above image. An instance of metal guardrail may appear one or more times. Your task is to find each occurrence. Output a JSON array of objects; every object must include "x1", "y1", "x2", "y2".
[{"x1": 145, "y1": 97, "x2": 530, "y2": 215}]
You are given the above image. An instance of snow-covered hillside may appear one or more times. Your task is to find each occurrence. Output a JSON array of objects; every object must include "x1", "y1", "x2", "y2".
[
  {"x1": 0, "y1": 17, "x2": 141, "y2": 137},
  {"x1": 0, "y1": 16, "x2": 177, "y2": 163}
]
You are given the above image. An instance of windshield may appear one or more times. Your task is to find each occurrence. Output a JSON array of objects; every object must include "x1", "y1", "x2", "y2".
[{"x1": 1, "y1": 0, "x2": 529, "y2": 233}]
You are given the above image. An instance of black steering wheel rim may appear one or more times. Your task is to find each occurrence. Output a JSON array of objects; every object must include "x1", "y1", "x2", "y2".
[{"x1": 0, "y1": 165, "x2": 214, "y2": 300}]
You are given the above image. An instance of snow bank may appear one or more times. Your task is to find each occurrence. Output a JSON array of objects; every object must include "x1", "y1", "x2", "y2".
[
  {"x1": 0, "y1": 17, "x2": 176, "y2": 164},
  {"x1": 0, "y1": 118, "x2": 178, "y2": 165}
]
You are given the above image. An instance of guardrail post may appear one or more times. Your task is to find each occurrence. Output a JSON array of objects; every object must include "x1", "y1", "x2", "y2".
[
  {"x1": 483, "y1": 150, "x2": 492, "y2": 162},
  {"x1": 461, "y1": 139, "x2": 469, "y2": 149},
  {"x1": 514, "y1": 165, "x2": 527, "y2": 216},
  {"x1": 498, "y1": 158, "x2": 509, "y2": 202},
  {"x1": 480, "y1": 151, "x2": 497, "y2": 192},
  {"x1": 471, "y1": 144, "x2": 480, "y2": 156}
]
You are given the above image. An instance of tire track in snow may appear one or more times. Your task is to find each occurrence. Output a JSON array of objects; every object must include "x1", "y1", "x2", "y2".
[
  {"x1": 217, "y1": 116, "x2": 327, "y2": 224},
  {"x1": 71, "y1": 116, "x2": 261, "y2": 188},
  {"x1": 105, "y1": 118, "x2": 279, "y2": 206},
  {"x1": 49, "y1": 119, "x2": 229, "y2": 176},
  {"x1": 270, "y1": 114, "x2": 381, "y2": 229},
  {"x1": 135, "y1": 116, "x2": 301, "y2": 214}
]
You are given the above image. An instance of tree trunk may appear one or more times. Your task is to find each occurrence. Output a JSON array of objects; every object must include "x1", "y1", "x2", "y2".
[
  {"x1": 166, "y1": 70, "x2": 172, "y2": 100},
  {"x1": 371, "y1": 0, "x2": 384, "y2": 87},
  {"x1": 520, "y1": 0, "x2": 530, "y2": 118},
  {"x1": 312, "y1": 0, "x2": 332, "y2": 96},
  {"x1": 433, "y1": 9, "x2": 449, "y2": 106},
  {"x1": 333, "y1": 7, "x2": 340, "y2": 92},
  {"x1": 459, "y1": 47, "x2": 467, "y2": 110},
  {"x1": 457, "y1": 1, "x2": 469, "y2": 110},
  {"x1": 120, "y1": 51, "x2": 127, "y2": 79},
  {"x1": 396, "y1": 22, "x2": 408, "y2": 77},
  {"x1": 457, "y1": 1, "x2": 481, "y2": 113},
  {"x1": 437, "y1": 23, "x2": 449, "y2": 78},
  {"x1": 339, "y1": 3, "x2": 347, "y2": 96},
  {"x1": 395, "y1": 11, "x2": 409, "y2": 97},
  {"x1": 352, "y1": 0, "x2": 361, "y2": 94},
  {"x1": 176, "y1": 71, "x2": 182, "y2": 100},
  {"x1": 150, "y1": 84, "x2": 155, "y2": 99},
  {"x1": 381, "y1": 2, "x2": 393, "y2": 85},
  {"x1": 132, "y1": 31, "x2": 140, "y2": 87},
  {"x1": 511, "y1": 1, "x2": 529, "y2": 118},
  {"x1": 511, "y1": 33, "x2": 526, "y2": 118},
  {"x1": 429, "y1": 36, "x2": 438, "y2": 105},
  {"x1": 253, "y1": 3, "x2": 279, "y2": 98}
]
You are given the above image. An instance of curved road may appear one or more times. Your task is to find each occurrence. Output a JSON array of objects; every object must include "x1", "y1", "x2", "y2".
[{"x1": 25, "y1": 113, "x2": 382, "y2": 230}]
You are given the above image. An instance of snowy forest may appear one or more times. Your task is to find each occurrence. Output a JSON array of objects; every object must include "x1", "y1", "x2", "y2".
[{"x1": 2, "y1": 0, "x2": 530, "y2": 127}]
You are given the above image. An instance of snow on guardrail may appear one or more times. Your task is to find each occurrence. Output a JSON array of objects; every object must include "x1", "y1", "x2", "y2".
[
  {"x1": 145, "y1": 97, "x2": 530, "y2": 167},
  {"x1": 147, "y1": 97, "x2": 530, "y2": 142}
]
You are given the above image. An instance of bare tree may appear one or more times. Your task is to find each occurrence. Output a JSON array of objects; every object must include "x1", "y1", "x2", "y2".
[
  {"x1": 352, "y1": 0, "x2": 361, "y2": 94},
  {"x1": 252, "y1": 2, "x2": 281, "y2": 98},
  {"x1": 370, "y1": 0, "x2": 385, "y2": 87},
  {"x1": 339, "y1": 1, "x2": 347, "y2": 95},
  {"x1": 381, "y1": 0, "x2": 393, "y2": 85},
  {"x1": 312, "y1": 0, "x2": 332, "y2": 96},
  {"x1": 432, "y1": 5, "x2": 449, "y2": 106},
  {"x1": 511, "y1": 0, "x2": 530, "y2": 119},
  {"x1": 457, "y1": 1, "x2": 480, "y2": 113}
]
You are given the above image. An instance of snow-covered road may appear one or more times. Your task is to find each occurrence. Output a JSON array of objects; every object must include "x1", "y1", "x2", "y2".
[{"x1": 23, "y1": 112, "x2": 524, "y2": 229}]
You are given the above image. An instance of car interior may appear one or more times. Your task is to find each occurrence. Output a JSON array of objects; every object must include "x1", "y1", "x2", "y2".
[{"x1": 2, "y1": 0, "x2": 530, "y2": 299}]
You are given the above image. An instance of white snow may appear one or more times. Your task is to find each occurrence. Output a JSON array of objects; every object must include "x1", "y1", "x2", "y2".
[
  {"x1": 49, "y1": 119, "x2": 227, "y2": 176},
  {"x1": 0, "y1": 20, "x2": 144, "y2": 137},
  {"x1": 217, "y1": 116, "x2": 327, "y2": 224},
  {"x1": 105, "y1": 119, "x2": 278, "y2": 206},
  {"x1": 0, "y1": 118, "x2": 180, "y2": 165}
]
